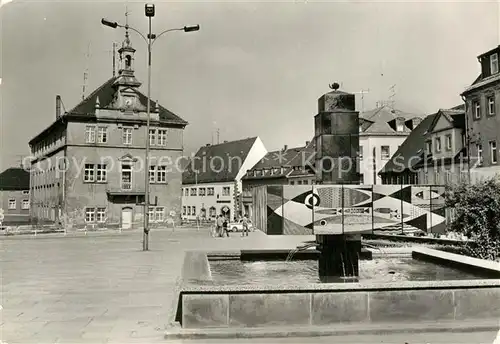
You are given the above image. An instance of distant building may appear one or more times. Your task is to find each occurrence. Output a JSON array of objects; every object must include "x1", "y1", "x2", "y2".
[
  {"x1": 28, "y1": 32, "x2": 187, "y2": 229},
  {"x1": 359, "y1": 106, "x2": 425, "y2": 185},
  {"x1": 0, "y1": 167, "x2": 30, "y2": 225},
  {"x1": 242, "y1": 141, "x2": 316, "y2": 188},
  {"x1": 379, "y1": 106, "x2": 468, "y2": 185},
  {"x1": 181, "y1": 137, "x2": 267, "y2": 222},
  {"x1": 462, "y1": 45, "x2": 500, "y2": 179}
]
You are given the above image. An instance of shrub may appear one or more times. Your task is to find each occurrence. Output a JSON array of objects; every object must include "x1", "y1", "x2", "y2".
[{"x1": 445, "y1": 176, "x2": 500, "y2": 261}]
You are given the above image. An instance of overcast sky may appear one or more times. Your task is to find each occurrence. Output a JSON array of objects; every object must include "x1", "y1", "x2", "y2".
[{"x1": 1, "y1": 0, "x2": 499, "y2": 170}]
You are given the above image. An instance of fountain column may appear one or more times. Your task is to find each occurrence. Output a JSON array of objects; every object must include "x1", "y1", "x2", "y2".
[{"x1": 314, "y1": 84, "x2": 361, "y2": 282}]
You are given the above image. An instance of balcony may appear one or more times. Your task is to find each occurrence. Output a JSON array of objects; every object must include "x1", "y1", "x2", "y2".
[{"x1": 106, "y1": 183, "x2": 145, "y2": 196}]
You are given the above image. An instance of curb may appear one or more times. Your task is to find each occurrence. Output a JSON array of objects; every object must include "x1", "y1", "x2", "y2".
[{"x1": 164, "y1": 320, "x2": 500, "y2": 340}]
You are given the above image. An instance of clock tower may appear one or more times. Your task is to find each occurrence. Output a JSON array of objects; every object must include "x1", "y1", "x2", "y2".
[{"x1": 110, "y1": 27, "x2": 144, "y2": 112}]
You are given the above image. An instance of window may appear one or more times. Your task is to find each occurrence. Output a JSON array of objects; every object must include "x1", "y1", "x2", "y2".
[
  {"x1": 187, "y1": 206, "x2": 192, "y2": 215},
  {"x1": 85, "y1": 126, "x2": 96, "y2": 143},
  {"x1": 207, "y1": 187, "x2": 214, "y2": 196},
  {"x1": 149, "y1": 129, "x2": 156, "y2": 145},
  {"x1": 473, "y1": 100, "x2": 481, "y2": 119},
  {"x1": 85, "y1": 207, "x2": 95, "y2": 222},
  {"x1": 446, "y1": 135, "x2": 452, "y2": 151},
  {"x1": 96, "y1": 164, "x2": 107, "y2": 182},
  {"x1": 157, "y1": 166, "x2": 167, "y2": 183},
  {"x1": 191, "y1": 188, "x2": 197, "y2": 196},
  {"x1": 488, "y1": 96, "x2": 496, "y2": 116},
  {"x1": 84, "y1": 164, "x2": 95, "y2": 182},
  {"x1": 477, "y1": 144, "x2": 483, "y2": 166},
  {"x1": 122, "y1": 127, "x2": 132, "y2": 144},
  {"x1": 381, "y1": 146, "x2": 390, "y2": 159},
  {"x1": 491, "y1": 53, "x2": 499, "y2": 74},
  {"x1": 209, "y1": 206, "x2": 216, "y2": 217},
  {"x1": 192, "y1": 206, "x2": 196, "y2": 216},
  {"x1": 8, "y1": 199, "x2": 16, "y2": 209},
  {"x1": 222, "y1": 186, "x2": 230, "y2": 196},
  {"x1": 199, "y1": 188, "x2": 206, "y2": 196},
  {"x1": 435, "y1": 137, "x2": 442, "y2": 153},
  {"x1": 96, "y1": 208, "x2": 106, "y2": 223},
  {"x1": 425, "y1": 140, "x2": 432, "y2": 153},
  {"x1": 121, "y1": 164, "x2": 132, "y2": 189},
  {"x1": 359, "y1": 146, "x2": 363, "y2": 160},
  {"x1": 149, "y1": 166, "x2": 156, "y2": 183},
  {"x1": 290, "y1": 180, "x2": 295, "y2": 185},
  {"x1": 157, "y1": 129, "x2": 167, "y2": 146},
  {"x1": 155, "y1": 207, "x2": 165, "y2": 222},
  {"x1": 97, "y1": 127, "x2": 108, "y2": 143},
  {"x1": 183, "y1": 206, "x2": 186, "y2": 215},
  {"x1": 184, "y1": 188, "x2": 189, "y2": 196},
  {"x1": 445, "y1": 170, "x2": 452, "y2": 184},
  {"x1": 22, "y1": 190, "x2": 29, "y2": 195},
  {"x1": 148, "y1": 207, "x2": 155, "y2": 220},
  {"x1": 396, "y1": 122, "x2": 404, "y2": 132},
  {"x1": 22, "y1": 200, "x2": 30, "y2": 209},
  {"x1": 490, "y1": 141, "x2": 498, "y2": 164},
  {"x1": 435, "y1": 169, "x2": 440, "y2": 184}
]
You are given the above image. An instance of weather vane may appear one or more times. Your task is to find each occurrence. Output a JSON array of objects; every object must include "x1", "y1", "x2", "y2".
[{"x1": 329, "y1": 82, "x2": 340, "y2": 91}]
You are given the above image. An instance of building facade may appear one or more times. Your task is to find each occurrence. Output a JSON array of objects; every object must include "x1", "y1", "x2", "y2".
[
  {"x1": 182, "y1": 137, "x2": 267, "y2": 222},
  {"x1": 0, "y1": 167, "x2": 30, "y2": 225},
  {"x1": 359, "y1": 106, "x2": 424, "y2": 185},
  {"x1": 29, "y1": 33, "x2": 188, "y2": 229},
  {"x1": 462, "y1": 45, "x2": 500, "y2": 180}
]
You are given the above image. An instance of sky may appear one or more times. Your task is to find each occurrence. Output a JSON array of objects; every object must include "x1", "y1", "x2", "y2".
[{"x1": 1, "y1": 0, "x2": 499, "y2": 171}]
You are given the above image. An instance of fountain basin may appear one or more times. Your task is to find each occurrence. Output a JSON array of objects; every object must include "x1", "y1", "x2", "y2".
[{"x1": 173, "y1": 247, "x2": 500, "y2": 333}]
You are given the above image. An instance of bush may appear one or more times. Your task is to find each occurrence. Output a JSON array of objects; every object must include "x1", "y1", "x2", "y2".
[{"x1": 445, "y1": 177, "x2": 500, "y2": 261}]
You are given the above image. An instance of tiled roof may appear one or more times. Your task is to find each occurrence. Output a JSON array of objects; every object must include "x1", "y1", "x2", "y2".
[
  {"x1": 429, "y1": 108, "x2": 466, "y2": 133},
  {"x1": 462, "y1": 73, "x2": 500, "y2": 95},
  {"x1": 68, "y1": 77, "x2": 187, "y2": 124},
  {"x1": 360, "y1": 106, "x2": 424, "y2": 135},
  {"x1": 182, "y1": 137, "x2": 258, "y2": 184},
  {"x1": 29, "y1": 77, "x2": 187, "y2": 145},
  {"x1": 378, "y1": 113, "x2": 438, "y2": 175},
  {"x1": 243, "y1": 140, "x2": 316, "y2": 180},
  {"x1": 0, "y1": 167, "x2": 30, "y2": 190}
]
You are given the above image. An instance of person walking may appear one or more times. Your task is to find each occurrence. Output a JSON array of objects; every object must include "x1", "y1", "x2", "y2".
[
  {"x1": 222, "y1": 215, "x2": 230, "y2": 237},
  {"x1": 242, "y1": 213, "x2": 249, "y2": 237},
  {"x1": 216, "y1": 215, "x2": 224, "y2": 238}
]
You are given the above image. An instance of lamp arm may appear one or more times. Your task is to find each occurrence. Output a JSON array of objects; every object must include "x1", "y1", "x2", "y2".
[
  {"x1": 117, "y1": 23, "x2": 148, "y2": 45},
  {"x1": 151, "y1": 28, "x2": 184, "y2": 47}
]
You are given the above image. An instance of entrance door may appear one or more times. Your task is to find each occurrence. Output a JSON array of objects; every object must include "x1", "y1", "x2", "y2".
[{"x1": 121, "y1": 208, "x2": 133, "y2": 229}]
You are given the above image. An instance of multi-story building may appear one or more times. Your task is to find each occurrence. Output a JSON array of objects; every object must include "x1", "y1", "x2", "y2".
[
  {"x1": 378, "y1": 106, "x2": 468, "y2": 185},
  {"x1": 181, "y1": 137, "x2": 267, "y2": 222},
  {"x1": 462, "y1": 45, "x2": 500, "y2": 179},
  {"x1": 0, "y1": 167, "x2": 30, "y2": 225},
  {"x1": 359, "y1": 105, "x2": 424, "y2": 184},
  {"x1": 28, "y1": 33, "x2": 188, "y2": 229},
  {"x1": 242, "y1": 141, "x2": 316, "y2": 188}
]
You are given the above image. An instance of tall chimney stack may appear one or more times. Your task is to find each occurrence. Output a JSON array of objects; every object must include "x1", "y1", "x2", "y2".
[{"x1": 56, "y1": 95, "x2": 62, "y2": 120}]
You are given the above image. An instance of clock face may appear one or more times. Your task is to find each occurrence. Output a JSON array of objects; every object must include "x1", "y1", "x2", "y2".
[{"x1": 125, "y1": 98, "x2": 133, "y2": 107}]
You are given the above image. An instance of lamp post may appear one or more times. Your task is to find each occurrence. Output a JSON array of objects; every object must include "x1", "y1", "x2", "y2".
[{"x1": 102, "y1": 4, "x2": 199, "y2": 251}]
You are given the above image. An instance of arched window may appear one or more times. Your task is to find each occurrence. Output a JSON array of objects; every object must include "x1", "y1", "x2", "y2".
[{"x1": 125, "y1": 55, "x2": 131, "y2": 69}]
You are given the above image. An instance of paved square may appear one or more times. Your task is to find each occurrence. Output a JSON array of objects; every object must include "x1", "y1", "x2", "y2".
[{"x1": 1, "y1": 229, "x2": 311, "y2": 343}]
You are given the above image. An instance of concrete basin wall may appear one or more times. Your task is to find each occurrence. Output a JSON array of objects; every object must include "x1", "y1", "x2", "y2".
[{"x1": 177, "y1": 248, "x2": 500, "y2": 329}]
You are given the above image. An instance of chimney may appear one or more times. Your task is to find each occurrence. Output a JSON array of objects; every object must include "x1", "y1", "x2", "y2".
[
  {"x1": 224, "y1": 140, "x2": 228, "y2": 143},
  {"x1": 283, "y1": 145, "x2": 288, "y2": 151},
  {"x1": 305, "y1": 141, "x2": 310, "y2": 146},
  {"x1": 56, "y1": 95, "x2": 62, "y2": 119},
  {"x1": 206, "y1": 143, "x2": 211, "y2": 147}
]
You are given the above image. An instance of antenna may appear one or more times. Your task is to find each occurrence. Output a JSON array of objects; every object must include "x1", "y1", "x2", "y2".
[
  {"x1": 82, "y1": 42, "x2": 91, "y2": 100},
  {"x1": 352, "y1": 89, "x2": 370, "y2": 113},
  {"x1": 217, "y1": 128, "x2": 220, "y2": 144},
  {"x1": 389, "y1": 84, "x2": 396, "y2": 109}
]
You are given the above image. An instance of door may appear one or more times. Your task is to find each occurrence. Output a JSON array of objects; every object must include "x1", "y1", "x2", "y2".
[{"x1": 121, "y1": 208, "x2": 133, "y2": 229}]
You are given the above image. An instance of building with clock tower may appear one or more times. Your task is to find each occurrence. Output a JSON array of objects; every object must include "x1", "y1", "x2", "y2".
[{"x1": 28, "y1": 30, "x2": 188, "y2": 230}]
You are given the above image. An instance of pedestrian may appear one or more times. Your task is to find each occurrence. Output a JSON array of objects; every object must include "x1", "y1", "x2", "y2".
[
  {"x1": 216, "y1": 215, "x2": 224, "y2": 238},
  {"x1": 242, "y1": 213, "x2": 249, "y2": 237},
  {"x1": 222, "y1": 215, "x2": 229, "y2": 237}
]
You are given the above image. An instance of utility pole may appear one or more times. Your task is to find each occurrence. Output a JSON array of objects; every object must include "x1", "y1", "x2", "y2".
[
  {"x1": 352, "y1": 89, "x2": 370, "y2": 113},
  {"x1": 82, "y1": 42, "x2": 91, "y2": 100}
]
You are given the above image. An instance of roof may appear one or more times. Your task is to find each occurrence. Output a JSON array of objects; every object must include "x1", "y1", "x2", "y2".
[
  {"x1": 477, "y1": 45, "x2": 499, "y2": 59},
  {"x1": 413, "y1": 147, "x2": 468, "y2": 169},
  {"x1": 182, "y1": 137, "x2": 258, "y2": 184},
  {"x1": 30, "y1": 77, "x2": 188, "y2": 145},
  {"x1": 0, "y1": 168, "x2": 30, "y2": 191},
  {"x1": 378, "y1": 113, "x2": 437, "y2": 175},
  {"x1": 243, "y1": 140, "x2": 316, "y2": 180},
  {"x1": 359, "y1": 106, "x2": 424, "y2": 135},
  {"x1": 428, "y1": 108, "x2": 466, "y2": 133},
  {"x1": 462, "y1": 72, "x2": 500, "y2": 95}
]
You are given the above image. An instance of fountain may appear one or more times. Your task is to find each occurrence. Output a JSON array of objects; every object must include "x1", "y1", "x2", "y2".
[{"x1": 167, "y1": 86, "x2": 500, "y2": 339}]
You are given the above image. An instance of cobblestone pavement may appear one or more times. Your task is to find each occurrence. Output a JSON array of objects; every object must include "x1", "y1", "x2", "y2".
[
  {"x1": 1, "y1": 229, "x2": 313, "y2": 343},
  {"x1": 1, "y1": 229, "x2": 498, "y2": 344}
]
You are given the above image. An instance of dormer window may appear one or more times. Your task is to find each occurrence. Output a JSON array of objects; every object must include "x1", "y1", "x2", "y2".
[{"x1": 491, "y1": 53, "x2": 499, "y2": 74}]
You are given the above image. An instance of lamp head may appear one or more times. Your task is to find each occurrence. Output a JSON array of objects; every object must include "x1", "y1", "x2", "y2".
[
  {"x1": 184, "y1": 25, "x2": 200, "y2": 32},
  {"x1": 145, "y1": 4, "x2": 155, "y2": 17}
]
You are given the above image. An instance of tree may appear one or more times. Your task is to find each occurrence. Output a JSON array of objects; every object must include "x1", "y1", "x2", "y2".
[{"x1": 445, "y1": 176, "x2": 500, "y2": 261}]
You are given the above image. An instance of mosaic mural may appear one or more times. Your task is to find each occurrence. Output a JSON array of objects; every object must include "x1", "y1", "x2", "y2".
[{"x1": 255, "y1": 185, "x2": 447, "y2": 235}]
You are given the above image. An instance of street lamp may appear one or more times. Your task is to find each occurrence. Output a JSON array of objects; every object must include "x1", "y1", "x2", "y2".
[{"x1": 102, "y1": 4, "x2": 199, "y2": 251}]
